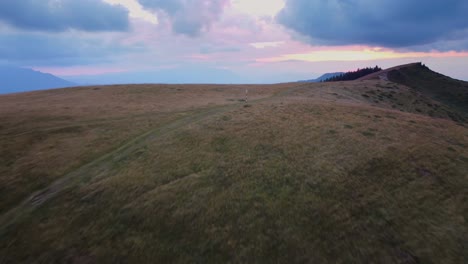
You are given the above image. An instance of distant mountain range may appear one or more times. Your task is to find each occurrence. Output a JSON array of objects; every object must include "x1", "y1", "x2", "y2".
[
  {"x1": 298, "y1": 72, "x2": 344, "y2": 83},
  {"x1": 0, "y1": 66, "x2": 74, "y2": 94}
]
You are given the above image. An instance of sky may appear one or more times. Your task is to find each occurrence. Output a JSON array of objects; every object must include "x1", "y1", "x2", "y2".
[{"x1": 1, "y1": 0, "x2": 468, "y2": 84}]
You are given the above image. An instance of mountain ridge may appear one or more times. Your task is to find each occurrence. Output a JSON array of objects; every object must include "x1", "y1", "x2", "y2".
[
  {"x1": 0, "y1": 65, "x2": 74, "y2": 94},
  {"x1": 298, "y1": 72, "x2": 344, "y2": 83}
]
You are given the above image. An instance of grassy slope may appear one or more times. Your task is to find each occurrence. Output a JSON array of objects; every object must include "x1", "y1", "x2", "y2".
[
  {"x1": 0, "y1": 79, "x2": 467, "y2": 263},
  {"x1": 387, "y1": 64, "x2": 468, "y2": 123},
  {"x1": 0, "y1": 84, "x2": 289, "y2": 215}
]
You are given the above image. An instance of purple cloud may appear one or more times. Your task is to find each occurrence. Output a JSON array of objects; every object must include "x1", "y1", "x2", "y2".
[
  {"x1": 138, "y1": 0, "x2": 230, "y2": 36},
  {"x1": 278, "y1": 0, "x2": 468, "y2": 50},
  {"x1": 0, "y1": 0, "x2": 129, "y2": 32}
]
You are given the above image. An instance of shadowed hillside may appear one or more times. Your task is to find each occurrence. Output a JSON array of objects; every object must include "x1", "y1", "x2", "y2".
[
  {"x1": 387, "y1": 63, "x2": 468, "y2": 115},
  {"x1": 0, "y1": 66, "x2": 467, "y2": 263},
  {"x1": 359, "y1": 63, "x2": 468, "y2": 123}
]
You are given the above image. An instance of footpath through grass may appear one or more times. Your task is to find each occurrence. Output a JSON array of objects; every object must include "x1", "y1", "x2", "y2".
[{"x1": 1, "y1": 96, "x2": 467, "y2": 263}]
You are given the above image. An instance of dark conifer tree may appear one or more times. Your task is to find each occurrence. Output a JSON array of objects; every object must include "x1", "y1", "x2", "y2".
[{"x1": 323, "y1": 66, "x2": 382, "y2": 82}]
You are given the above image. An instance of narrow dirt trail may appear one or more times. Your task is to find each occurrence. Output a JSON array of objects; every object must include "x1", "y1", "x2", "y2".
[
  {"x1": 0, "y1": 111, "x2": 168, "y2": 140},
  {"x1": 0, "y1": 83, "x2": 306, "y2": 236}
]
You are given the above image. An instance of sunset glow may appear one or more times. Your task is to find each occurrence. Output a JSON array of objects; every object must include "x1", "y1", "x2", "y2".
[
  {"x1": 257, "y1": 48, "x2": 468, "y2": 63},
  {"x1": 0, "y1": 0, "x2": 467, "y2": 83}
]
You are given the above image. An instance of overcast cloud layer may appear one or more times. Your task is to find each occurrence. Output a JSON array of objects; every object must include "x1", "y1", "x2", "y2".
[
  {"x1": 0, "y1": 0, "x2": 129, "y2": 32},
  {"x1": 278, "y1": 0, "x2": 468, "y2": 49},
  {"x1": 0, "y1": 33, "x2": 145, "y2": 66},
  {"x1": 0, "y1": 0, "x2": 468, "y2": 83}
]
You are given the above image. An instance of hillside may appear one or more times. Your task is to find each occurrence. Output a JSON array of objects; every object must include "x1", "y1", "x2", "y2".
[
  {"x1": 360, "y1": 62, "x2": 468, "y2": 123},
  {"x1": 0, "y1": 66, "x2": 74, "y2": 94},
  {"x1": 357, "y1": 63, "x2": 422, "y2": 81},
  {"x1": 323, "y1": 66, "x2": 382, "y2": 82},
  {"x1": 387, "y1": 63, "x2": 468, "y2": 115},
  {"x1": 0, "y1": 65, "x2": 467, "y2": 263}
]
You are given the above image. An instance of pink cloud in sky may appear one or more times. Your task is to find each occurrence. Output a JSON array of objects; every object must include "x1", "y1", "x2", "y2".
[
  {"x1": 256, "y1": 47, "x2": 468, "y2": 63},
  {"x1": 25, "y1": 0, "x2": 468, "y2": 81},
  {"x1": 33, "y1": 66, "x2": 129, "y2": 77}
]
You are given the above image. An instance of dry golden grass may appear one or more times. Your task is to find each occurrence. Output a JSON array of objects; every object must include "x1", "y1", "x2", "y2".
[
  {"x1": 0, "y1": 79, "x2": 467, "y2": 263},
  {"x1": 0, "y1": 83, "x2": 295, "y2": 214}
]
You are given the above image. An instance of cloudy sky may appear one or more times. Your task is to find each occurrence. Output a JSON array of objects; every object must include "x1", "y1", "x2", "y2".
[{"x1": 1, "y1": 0, "x2": 468, "y2": 83}]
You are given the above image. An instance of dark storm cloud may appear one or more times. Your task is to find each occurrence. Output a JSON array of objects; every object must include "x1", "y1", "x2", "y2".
[
  {"x1": 277, "y1": 0, "x2": 468, "y2": 49},
  {"x1": 0, "y1": 0, "x2": 129, "y2": 32},
  {"x1": 138, "y1": 0, "x2": 229, "y2": 36}
]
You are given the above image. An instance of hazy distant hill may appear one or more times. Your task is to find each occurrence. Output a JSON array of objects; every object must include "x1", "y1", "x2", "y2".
[
  {"x1": 298, "y1": 72, "x2": 344, "y2": 83},
  {"x1": 0, "y1": 66, "x2": 74, "y2": 94}
]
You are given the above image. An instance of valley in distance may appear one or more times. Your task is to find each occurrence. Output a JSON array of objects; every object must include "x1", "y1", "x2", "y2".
[{"x1": 0, "y1": 63, "x2": 467, "y2": 263}]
